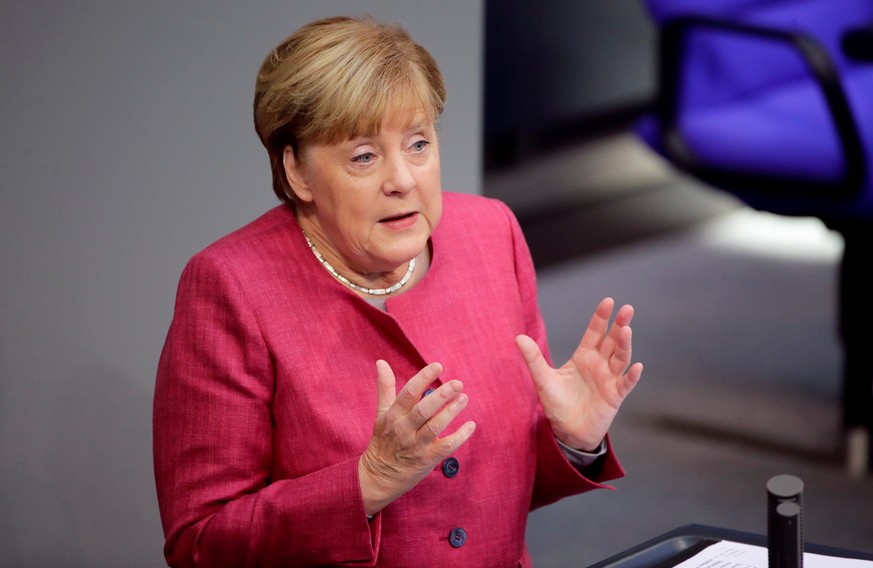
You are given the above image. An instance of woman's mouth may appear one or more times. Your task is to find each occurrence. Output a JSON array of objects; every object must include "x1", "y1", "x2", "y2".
[{"x1": 379, "y1": 212, "x2": 419, "y2": 229}]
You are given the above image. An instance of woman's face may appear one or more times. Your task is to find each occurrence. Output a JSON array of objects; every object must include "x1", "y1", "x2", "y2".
[{"x1": 286, "y1": 110, "x2": 442, "y2": 277}]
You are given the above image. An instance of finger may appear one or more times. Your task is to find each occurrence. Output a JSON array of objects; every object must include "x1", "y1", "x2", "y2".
[
  {"x1": 394, "y1": 362, "x2": 443, "y2": 414},
  {"x1": 601, "y1": 304, "x2": 635, "y2": 358},
  {"x1": 515, "y1": 334, "x2": 553, "y2": 393},
  {"x1": 620, "y1": 362, "x2": 644, "y2": 398},
  {"x1": 608, "y1": 326, "x2": 633, "y2": 375},
  {"x1": 431, "y1": 420, "x2": 477, "y2": 458},
  {"x1": 417, "y1": 390, "x2": 470, "y2": 443},
  {"x1": 613, "y1": 303, "x2": 635, "y2": 327},
  {"x1": 578, "y1": 297, "x2": 615, "y2": 350},
  {"x1": 411, "y1": 379, "x2": 464, "y2": 428},
  {"x1": 374, "y1": 360, "x2": 397, "y2": 417}
]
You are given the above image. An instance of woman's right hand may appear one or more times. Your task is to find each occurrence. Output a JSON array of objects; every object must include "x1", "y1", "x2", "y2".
[{"x1": 358, "y1": 360, "x2": 476, "y2": 517}]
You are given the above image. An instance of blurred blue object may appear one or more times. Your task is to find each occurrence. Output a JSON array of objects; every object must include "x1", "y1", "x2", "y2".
[{"x1": 635, "y1": 0, "x2": 873, "y2": 477}]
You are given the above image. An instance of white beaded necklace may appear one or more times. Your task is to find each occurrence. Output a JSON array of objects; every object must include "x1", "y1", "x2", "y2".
[{"x1": 302, "y1": 230, "x2": 415, "y2": 296}]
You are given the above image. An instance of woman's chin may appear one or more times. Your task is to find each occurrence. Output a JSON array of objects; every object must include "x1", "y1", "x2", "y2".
[
  {"x1": 374, "y1": 227, "x2": 430, "y2": 259},
  {"x1": 370, "y1": 240, "x2": 428, "y2": 272}
]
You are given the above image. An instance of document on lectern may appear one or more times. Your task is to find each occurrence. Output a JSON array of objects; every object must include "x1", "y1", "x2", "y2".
[{"x1": 673, "y1": 540, "x2": 873, "y2": 568}]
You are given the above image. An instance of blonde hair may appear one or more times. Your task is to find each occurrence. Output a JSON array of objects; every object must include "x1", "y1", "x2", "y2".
[{"x1": 253, "y1": 16, "x2": 447, "y2": 205}]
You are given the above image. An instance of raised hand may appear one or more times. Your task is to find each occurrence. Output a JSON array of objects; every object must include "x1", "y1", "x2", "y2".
[
  {"x1": 358, "y1": 360, "x2": 476, "y2": 516},
  {"x1": 515, "y1": 297, "x2": 643, "y2": 452}
]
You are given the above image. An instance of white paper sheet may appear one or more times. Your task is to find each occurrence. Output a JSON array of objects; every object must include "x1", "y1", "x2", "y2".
[{"x1": 673, "y1": 540, "x2": 873, "y2": 568}]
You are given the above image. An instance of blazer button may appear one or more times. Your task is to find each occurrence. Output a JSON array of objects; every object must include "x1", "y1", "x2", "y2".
[
  {"x1": 449, "y1": 527, "x2": 467, "y2": 548},
  {"x1": 441, "y1": 457, "x2": 460, "y2": 478},
  {"x1": 423, "y1": 388, "x2": 435, "y2": 396}
]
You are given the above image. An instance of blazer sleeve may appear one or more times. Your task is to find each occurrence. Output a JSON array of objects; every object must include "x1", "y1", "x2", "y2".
[
  {"x1": 153, "y1": 250, "x2": 381, "y2": 568},
  {"x1": 500, "y1": 201, "x2": 626, "y2": 511}
]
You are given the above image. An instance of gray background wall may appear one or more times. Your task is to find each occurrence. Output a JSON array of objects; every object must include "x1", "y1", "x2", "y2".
[{"x1": 0, "y1": 2, "x2": 482, "y2": 566}]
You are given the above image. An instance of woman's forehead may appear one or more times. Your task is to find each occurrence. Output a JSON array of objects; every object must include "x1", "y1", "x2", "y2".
[
  {"x1": 380, "y1": 107, "x2": 433, "y2": 130},
  {"x1": 346, "y1": 106, "x2": 435, "y2": 140}
]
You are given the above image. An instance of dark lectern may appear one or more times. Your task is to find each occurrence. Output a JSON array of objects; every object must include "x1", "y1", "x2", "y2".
[{"x1": 585, "y1": 524, "x2": 873, "y2": 568}]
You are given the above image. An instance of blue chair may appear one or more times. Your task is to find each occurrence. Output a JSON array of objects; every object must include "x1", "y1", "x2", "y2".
[{"x1": 635, "y1": 0, "x2": 873, "y2": 476}]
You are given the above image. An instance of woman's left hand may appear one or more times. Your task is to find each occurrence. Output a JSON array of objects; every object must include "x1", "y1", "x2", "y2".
[{"x1": 515, "y1": 297, "x2": 643, "y2": 452}]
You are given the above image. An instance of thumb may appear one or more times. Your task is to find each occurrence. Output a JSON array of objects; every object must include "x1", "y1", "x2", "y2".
[
  {"x1": 374, "y1": 359, "x2": 397, "y2": 417},
  {"x1": 515, "y1": 334, "x2": 553, "y2": 393}
]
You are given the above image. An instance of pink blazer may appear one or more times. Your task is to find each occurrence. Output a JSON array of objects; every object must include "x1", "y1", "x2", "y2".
[{"x1": 153, "y1": 192, "x2": 624, "y2": 567}]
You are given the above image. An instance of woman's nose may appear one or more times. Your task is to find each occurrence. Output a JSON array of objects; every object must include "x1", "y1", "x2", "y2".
[{"x1": 382, "y1": 155, "x2": 416, "y2": 195}]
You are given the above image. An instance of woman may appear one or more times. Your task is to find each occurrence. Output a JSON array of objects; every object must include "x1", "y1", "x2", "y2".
[{"x1": 153, "y1": 15, "x2": 643, "y2": 567}]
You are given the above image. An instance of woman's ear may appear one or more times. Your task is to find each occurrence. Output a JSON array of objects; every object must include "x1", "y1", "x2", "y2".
[{"x1": 283, "y1": 146, "x2": 313, "y2": 203}]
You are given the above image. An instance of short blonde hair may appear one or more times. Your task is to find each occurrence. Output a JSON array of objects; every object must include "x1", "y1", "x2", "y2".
[{"x1": 253, "y1": 16, "x2": 447, "y2": 205}]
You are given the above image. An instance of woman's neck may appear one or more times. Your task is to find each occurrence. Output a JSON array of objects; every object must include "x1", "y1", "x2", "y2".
[{"x1": 296, "y1": 213, "x2": 431, "y2": 297}]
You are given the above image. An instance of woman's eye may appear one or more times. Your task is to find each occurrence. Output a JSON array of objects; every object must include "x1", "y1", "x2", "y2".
[
  {"x1": 411, "y1": 140, "x2": 429, "y2": 152},
  {"x1": 352, "y1": 152, "x2": 375, "y2": 163}
]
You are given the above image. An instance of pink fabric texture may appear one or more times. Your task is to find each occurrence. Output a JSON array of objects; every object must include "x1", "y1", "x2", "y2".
[{"x1": 153, "y1": 192, "x2": 625, "y2": 567}]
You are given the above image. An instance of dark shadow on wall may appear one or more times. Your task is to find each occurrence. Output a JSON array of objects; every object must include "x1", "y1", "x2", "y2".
[{"x1": 483, "y1": 0, "x2": 657, "y2": 171}]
